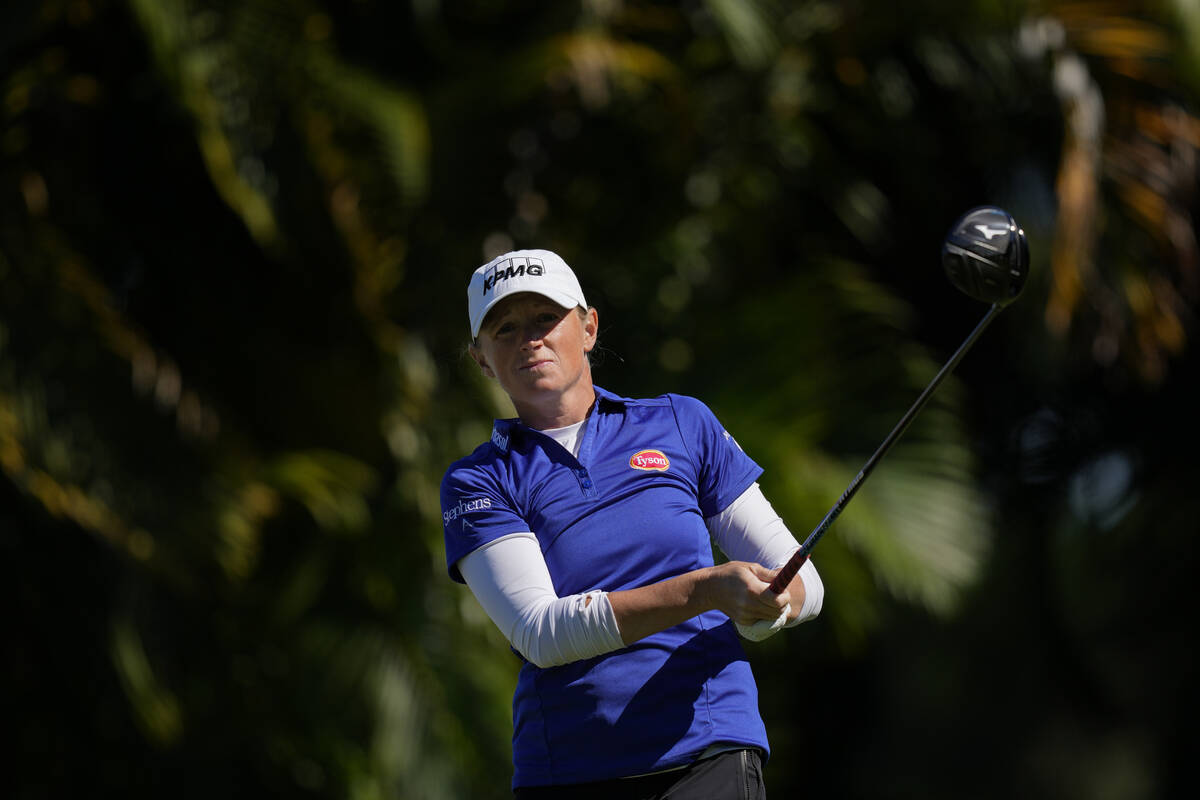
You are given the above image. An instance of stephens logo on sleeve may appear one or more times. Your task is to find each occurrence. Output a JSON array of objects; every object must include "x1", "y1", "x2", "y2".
[{"x1": 443, "y1": 497, "x2": 493, "y2": 525}]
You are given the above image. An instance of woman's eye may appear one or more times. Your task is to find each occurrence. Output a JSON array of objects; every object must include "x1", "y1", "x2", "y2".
[{"x1": 495, "y1": 322, "x2": 515, "y2": 336}]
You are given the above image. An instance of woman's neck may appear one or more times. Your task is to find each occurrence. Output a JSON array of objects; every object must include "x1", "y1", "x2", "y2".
[{"x1": 515, "y1": 381, "x2": 596, "y2": 430}]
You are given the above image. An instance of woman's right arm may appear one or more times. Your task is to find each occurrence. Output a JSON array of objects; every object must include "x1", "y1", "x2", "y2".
[
  {"x1": 458, "y1": 534, "x2": 792, "y2": 668},
  {"x1": 605, "y1": 561, "x2": 791, "y2": 646}
]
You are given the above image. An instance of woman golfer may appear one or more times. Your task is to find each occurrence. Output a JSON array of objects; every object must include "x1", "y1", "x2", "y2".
[{"x1": 441, "y1": 249, "x2": 823, "y2": 797}]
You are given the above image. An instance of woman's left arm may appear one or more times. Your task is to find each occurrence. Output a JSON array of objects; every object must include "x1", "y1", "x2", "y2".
[{"x1": 706, "y1": 483, "x2": 824, "y2": 629}]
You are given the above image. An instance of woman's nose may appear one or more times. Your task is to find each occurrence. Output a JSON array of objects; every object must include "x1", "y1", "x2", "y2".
[{"x1": 521, "y1": 322, "x2": 547, "y2": 344}]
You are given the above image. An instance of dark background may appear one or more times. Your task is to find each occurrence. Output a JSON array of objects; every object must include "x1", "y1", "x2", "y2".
[{"x1": 2, "y1": 1, "x2": 1197, "y2": 797}]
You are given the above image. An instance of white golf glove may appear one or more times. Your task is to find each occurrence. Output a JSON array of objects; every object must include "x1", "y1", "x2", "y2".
[{"x1": 735, "y1": 603, "x2": 791, "y2": 642}]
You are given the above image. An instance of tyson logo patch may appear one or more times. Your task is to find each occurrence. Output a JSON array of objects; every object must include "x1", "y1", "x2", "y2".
[{"x1": 629, "y1": 449, "x2": 670, "y2": 471}]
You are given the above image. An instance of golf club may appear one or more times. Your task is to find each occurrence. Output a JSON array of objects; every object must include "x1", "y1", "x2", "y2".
[{"x1": 768, "y1": 206, "x2": 1029, "y2": 594}]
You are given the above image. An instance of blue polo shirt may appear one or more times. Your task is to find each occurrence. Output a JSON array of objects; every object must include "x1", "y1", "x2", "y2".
[{"x1": 441, "y1": 386, "x2": 769, "y2": 788}]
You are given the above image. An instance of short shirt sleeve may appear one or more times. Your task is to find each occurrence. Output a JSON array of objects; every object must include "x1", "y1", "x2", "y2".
[
  {"x1": 441, "y1": 464, "x2": 531, "y2": 583},
  {"x1": 667, "y1": 394, "x2": 763, "y2": 517}
]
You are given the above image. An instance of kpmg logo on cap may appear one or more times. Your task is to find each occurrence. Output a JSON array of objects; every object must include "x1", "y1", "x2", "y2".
[{"x1": 482, "y1": 256, "x2": 545, "y2": 295}]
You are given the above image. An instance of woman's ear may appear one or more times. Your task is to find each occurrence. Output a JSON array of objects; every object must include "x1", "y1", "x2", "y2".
[
  {"x1": 582, "y1": 307, "x2": 599, "y2": 353},
  {"x1": 469, "y1": 343, "x2": 496, "y2": 378}
]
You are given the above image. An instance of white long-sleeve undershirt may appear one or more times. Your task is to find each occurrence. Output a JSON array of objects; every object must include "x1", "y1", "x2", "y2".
[{"x1": 456, "y1": 482, "x2": 823, "y2": 668}]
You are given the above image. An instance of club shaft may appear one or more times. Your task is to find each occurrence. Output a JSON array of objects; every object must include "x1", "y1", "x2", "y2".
[{"x1": 768, "y1": 303, "x2": 1003, "y2": 594}]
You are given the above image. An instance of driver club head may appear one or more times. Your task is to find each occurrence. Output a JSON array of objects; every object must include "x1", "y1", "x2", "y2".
[{"x1": 941, "y1": 206, "x2": 1029, "y2": 306}]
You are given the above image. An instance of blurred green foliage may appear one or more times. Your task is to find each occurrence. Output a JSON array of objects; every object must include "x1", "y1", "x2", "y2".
[{"x1": 2, "y1": 0, "x2": 1197, "y2": 798}]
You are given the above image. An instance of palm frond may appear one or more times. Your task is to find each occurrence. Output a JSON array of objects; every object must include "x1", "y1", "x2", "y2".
[{"x1": 127, "y1": 0, "x2": 282, "y2": 251}]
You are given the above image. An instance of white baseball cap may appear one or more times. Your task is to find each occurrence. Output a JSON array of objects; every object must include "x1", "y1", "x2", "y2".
[{"x1": 467, "y1": 249, "x2": 587, "y2": 337}]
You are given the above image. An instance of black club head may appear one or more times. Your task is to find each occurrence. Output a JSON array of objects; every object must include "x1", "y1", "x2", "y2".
[{"x1": 941, "y1": 206, "x2": 1029, "y2": 306}]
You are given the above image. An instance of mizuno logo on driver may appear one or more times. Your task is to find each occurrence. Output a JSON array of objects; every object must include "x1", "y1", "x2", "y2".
[{"x1": 974, "y1": 224, "x2": 1009, "y2": 240}]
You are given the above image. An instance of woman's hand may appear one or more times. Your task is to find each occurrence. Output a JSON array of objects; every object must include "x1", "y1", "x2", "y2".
[
  {"x1": 700, "y1": 561, "x2": 792, "y2": 626},
  {"x1": 733, "y1": 562, "x2": 812, "y2": 641}
]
